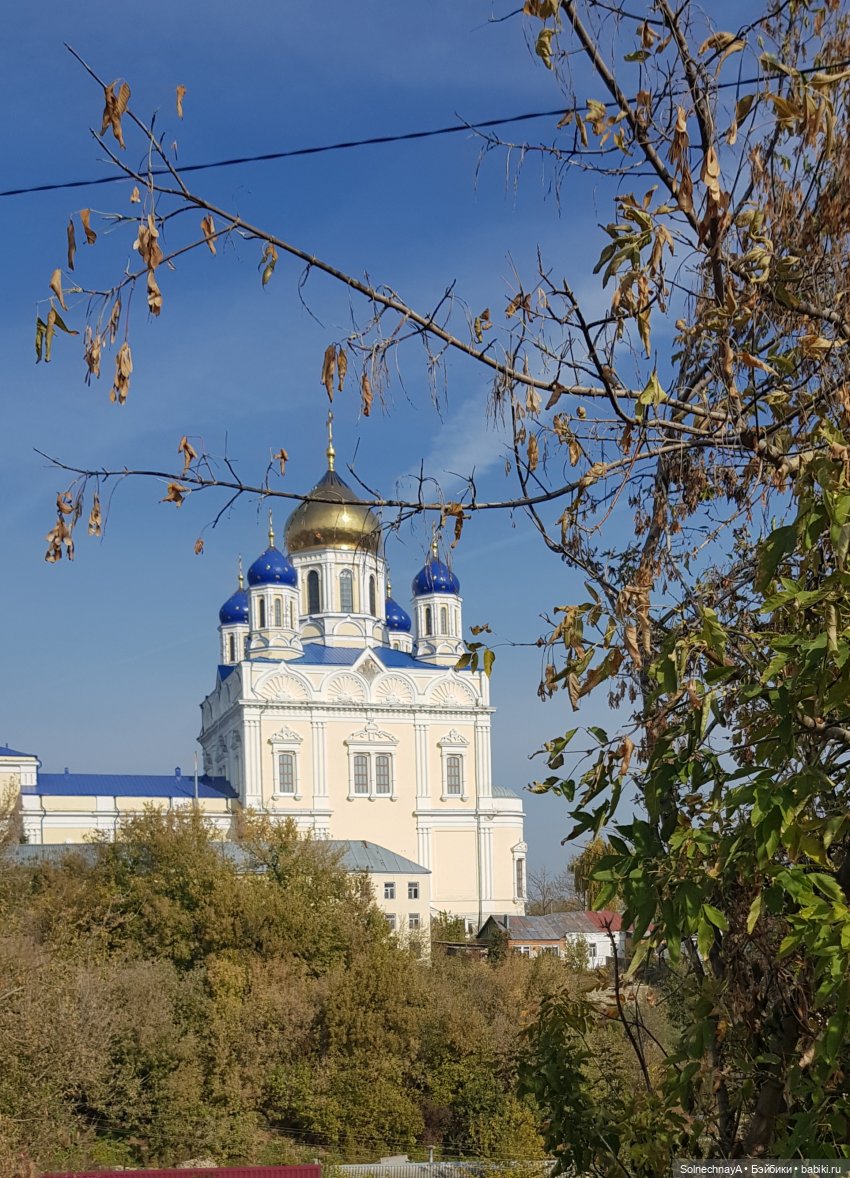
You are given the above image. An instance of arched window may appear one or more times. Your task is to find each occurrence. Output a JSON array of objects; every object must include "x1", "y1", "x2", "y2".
[
  {"x1": 353, "y1": 753, "x2": 370, "y2": 795},
  {"x1": 274, "y1": 597, "x2": 282, "y2": 627},
  {"x1": 445, "y1": 754, "x2": 463, "y2": 796},
  {"x1": 424, "y1": 606, "x2": 432, "y2": 635},
  {"x1": 307, "y1": 570, "x2": 321, "y2": 614},
  {"x1": 339, "y1": 569, "x2": 354, "y2": 612},
  {"x1": 368, "y1": 575, "x2": 377, "y2": 616},
  {"x1": 375, "y1": 753, "x2": 392, "y2": 795},
  {"x1": 278, "y1": 752, "x2": 296, "y2": 795},
  {"x1": 288, "y1": 600, "x2": 294, "y2": 627},
  {"x1": 440, "y1": 606, "x2": 448, "y2": 634},
  {"x1": 228, "y1": 634, "x2": 236, "y2": 662},
  {"x1": 258, "y1": 597, "x2": 266, "y2": 629},
  {"x1": 515, "y1": 857, "x2": 526, "y2": 900}
]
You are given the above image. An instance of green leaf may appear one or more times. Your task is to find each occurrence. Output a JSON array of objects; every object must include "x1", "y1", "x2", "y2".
[
  {"x1": 746, "y1": 893, "x2": 762, "y2": 934},
  {"x1": 702, "y1": 903, "x2": 728, "y2": 931},
  {"x1": 756, "y1": 524, "x2": 796, "y2": 593}
]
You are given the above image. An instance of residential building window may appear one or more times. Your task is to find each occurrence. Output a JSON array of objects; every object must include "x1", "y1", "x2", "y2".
[
  {"x1": 307, "y1": 570, "x2": 321, "y2": 613},
  {"x1": 353, "y1": 753, "x2": 370, "y2": 795},
  {"x1": 409, "y1": 913, "x2": 421, "y2": 931},
  {"x1": 517, "y1": 945, "x2": 531, "y2": 957},
  {"x1": 369, "y1": 575, "x2": 377, "y2": 615},
  {"x1": 385, "y1": 913, "x2": 396, "y2": 931},
  {"x1": 440, "y1": 606, "x2": 448, "y2": 633},
  {"x1": 375, "y1": 753, "x2": 392, "y2": 795},
  {"x1": 445, "y1": 754, "x2": 463, "y2": 796},
  {"x1": 424, "y1": 606, "x2": 432, "y2": 635},
  {"x1": 274, "y1": 597, "x2": 282, "y2": 627},
  {"x1": 515, "y1": 857, "x2": 526, "y2": 900},
  {"x1": 384, "y1": 882, "x2": 395, "y2": 900},
  {"x1": 339, "y1": 569, "x2": 354, "y2": 612},
  {"x1": 408, "y1": 882, "x2": 419, "y2": 901},
  {"x1": 278, "y1": 752, "x2": 296, "y2": 795},
  {"x1": 258, "y1": 597, "x2": 266, "y2": 628}
]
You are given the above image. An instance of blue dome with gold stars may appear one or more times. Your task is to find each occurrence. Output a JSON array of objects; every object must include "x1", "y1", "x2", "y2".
[
  {"x1": 219, "y1": 587, "x2": 250, "y2": 626},
  {"x1": 386, "y1": 595, "x2": 412, "y2": 633},
  {"x1": 247, "y1": 546, "x2": 297, "y2": 587},
  {"x1": 412, "y1": 557, "x2": 460, "y2": 597}
]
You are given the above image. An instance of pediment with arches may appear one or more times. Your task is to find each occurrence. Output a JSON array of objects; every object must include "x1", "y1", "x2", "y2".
[
  {"x1": 344, "y1": 720, "x2": 398, "y2": 746},
  {"x1": 427, "y1": 677, "x2": 478, "y2": 708},
  {"x1": 325, "y1": 672, "x2": 368, "y2": 704},
  {"x1": 254, "y1": 670, "x2": 311, "y2": 702},
  {"x1": 373, "y1": 673, "x2": 416, "y2": 707}
]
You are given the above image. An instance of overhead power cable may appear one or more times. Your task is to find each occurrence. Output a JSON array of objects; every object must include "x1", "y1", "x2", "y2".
[{"x1": 3, "y1": 56, "x2": 850, "y2": 201}]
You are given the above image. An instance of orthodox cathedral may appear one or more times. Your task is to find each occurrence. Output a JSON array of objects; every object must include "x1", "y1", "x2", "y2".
[{"x1": 2, "y1": 426, "x2": 527, "y2": 929}]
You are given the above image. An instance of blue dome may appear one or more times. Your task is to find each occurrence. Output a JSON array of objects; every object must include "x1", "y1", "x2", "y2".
[
  {"x1": 219, "y1": 588, "x2": 249, "y2": 626},
  {"x1": 247, "y1": 546, "x2": 297, "y2": 587},
  {"x1": 385, "y1": 595, "x2": 412, "y2": 633},
  {"x1": 412, "y1": 558, "x2": 460, "y2": 597}
]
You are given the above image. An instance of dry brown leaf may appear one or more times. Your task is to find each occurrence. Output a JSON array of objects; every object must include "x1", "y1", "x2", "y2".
[
  {"x1": 178, "y1": 435, "x2": 197, "y2": 474},
  {"x1": 66, "y1": 219, "x2": 76, "y2": 271},
  {"x1": 526, "y1": 387, "x2": 542, "y2": 415},
  {"x1": 80, "y1": 208, "x2": 97, "y2": 245},
  {"x1": 194, "y1": 537, "x2": 205, "y2": 555},
  {"x1": 337, "y1": 348, "x2": 348, "y2": 392},
  {"x1": 135, "y1": 214, "x2": 164, "y2": 270},
  {"x1": 200, "y1": 214, "x2": 216, "y2": 254},
  {"x1": 101, "y1": 80, "x2": 131, "y2": 148},
  {"x1": 162, "y1": 482, "x2": 187, "y2": 506},
  {"x1": 623, "y1": 623, "x2": 642, "y2": 668},
  {"x1": 527, "y1": 433, "x2": 539, "y2": 472},
  {"x1": 569, "y1": 438, "x2": 581, "y2": 466},
  {"x1": 88, "y1": 493, "x2": 102, "y2": 537},
  {"x1": 49, "y1": 268, "x2": 66, "y2": 310},
  {"x1": 619, "y1": 736, "x2": 635, "y2": 778},
  {"x1": 273, "y1": 448, "x2": 289, "y2": 476},
  {"x1": 83, "y1": 326, "x2": 102, "y2": 383},
  {"x1": 129, "y1": 186, "x2": 141, "y2": 204},
  {"x1": 260, "y1": 242, "x2": 278, "y2": 286},
  {"x1": 567, "y1": 673, "x2": 580, "y2": 710},
  {"x1": 545, "y1": 384, "x2": 567, "y2": 410},
  {"x1": 361, "y1": 370, "x2": 373, "y2": 417},
  {"x1": 110, "y1": 341, "x2": 133, "y2": 404},
  {"x1": 321, "y1": 344, "x2": 336, "y2": 401},
  {"x1": 147, "y1": 269, "x2": 163, "y2": 316},
  {"x1": 176, "y1": 84, "x2": 187, "y2": 119},
  {"x1": 107, "y1": 297, "x2": 121, "y2": 344}
]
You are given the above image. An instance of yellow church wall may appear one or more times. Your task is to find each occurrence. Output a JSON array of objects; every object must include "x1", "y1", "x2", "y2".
[
  {"x1": 432, "y1": 829, "x2": 478, "y2": 902},
  {"x1": 493, "y1": 825, "x2": 523, "y2": 899},
  {"x1": 40, "y1": 795, "x2": 97, "y2": 813}
]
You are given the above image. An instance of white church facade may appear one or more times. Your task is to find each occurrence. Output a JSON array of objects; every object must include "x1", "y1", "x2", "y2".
[{"x1": 3, "y1": 431, "x2": 527, "y2": 929}]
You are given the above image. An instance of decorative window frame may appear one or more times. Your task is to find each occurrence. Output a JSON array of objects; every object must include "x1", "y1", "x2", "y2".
[
  {"x1": 269, "y1": 726, "x2": 303, "y2": 800},
  {"x1": 344, "y1": 721, "x2": 398, "y2": 801},
  {"x1": 438, "y1": 730, "x2": 469, "y2": 802},
  {"x1": 512, "y1": 839, "x2": 528, "y2": 902}
]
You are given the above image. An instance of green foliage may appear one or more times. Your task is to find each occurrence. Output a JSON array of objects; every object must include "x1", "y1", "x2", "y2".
[{"x1": 0, "y1": 812, "x2": 567, "y2": 1170}]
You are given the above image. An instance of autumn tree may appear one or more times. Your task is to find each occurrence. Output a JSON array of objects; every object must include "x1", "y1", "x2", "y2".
[{"x1": 32, "y1": 0, "x2": 850, "y2": 1167}]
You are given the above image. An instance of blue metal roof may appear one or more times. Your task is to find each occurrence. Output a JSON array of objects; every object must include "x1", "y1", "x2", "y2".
[
  {"x1": 218, "y1": 664, "x2": 237, "y2": 681},
  {"x1": 281, "y1": 644, "x2": 440, "y2": 671},
  {"x1": 32, "y1": 772, "x2": 237, "y2": 800},
  {"x1": 0, "y1": 744, "x2": 36, "y2": 758}
]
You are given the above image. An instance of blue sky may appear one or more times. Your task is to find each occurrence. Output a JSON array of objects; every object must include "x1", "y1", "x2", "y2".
[{"x1": 0, "y1": 1, "x2": 628, "y2": 873}]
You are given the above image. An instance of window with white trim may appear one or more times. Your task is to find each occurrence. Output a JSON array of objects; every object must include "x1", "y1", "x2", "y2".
[
  {"x1": 307, "y1": 569, "x2": 321, "y2": 613},
  {"x1": 339, "y1": 569, "x2": 354, "y2": 612},
  {"x1": 369, "y1": 575, "x2": 377, "y2": 616},
  {"x1": 353, "y1": 753, "x2": 370, "y2": 796},
  {"x1": 274, "y1": 597, "x2": 282, "y2": 627},
  {"x1": 375, "y1": 753, "x2": 392, "y2": 795},
  {"x1": 445, "y1": 754, "x2": 463, "y2": 796},
  {"x1": 440, "y1": 606, "x2": 448, "y2": 633},
  {"x1": 385, "y1": 913, "x2": 396, "y2": 931},
  {"x1": 345, "y1": 724, "x2": 398, "y2": 801},
  {"x1": 258, "y1": 597, "x2": 266, "y2": 628},
  {"x1": 408, "y1": 882, "x2": 419, "y2": 900},
  {"x1": 277, "y1": 752, "x2": 296, "y2": 795},
  {"x1": 515, "y1": 856, "x2": 526, "y2": 900},
  {"x1": 228, "y1": 634, "x2": 236, "y2": 662},
  {"x1": 424, "y1": 605, "x2": 432, "y2": 635},
  {"x1": 408, "y1": 913, "x2": 421, "y2": 931},
  {"x1": 384, "y1": 881, "x2": 395, "y2": 900}
]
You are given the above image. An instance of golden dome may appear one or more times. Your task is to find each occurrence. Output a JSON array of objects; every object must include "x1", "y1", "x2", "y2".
[{"x1": 285, "y1": 469, "x2": 381, "y2": 555}]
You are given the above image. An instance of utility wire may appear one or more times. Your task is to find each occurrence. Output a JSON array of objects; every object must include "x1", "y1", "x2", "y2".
[
  {"x1": 3, "y1": 56, "x2": 850, "y2": 201},
  {"x1": 0, "y1": 108, "x2": 566, "y2": 198}
]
